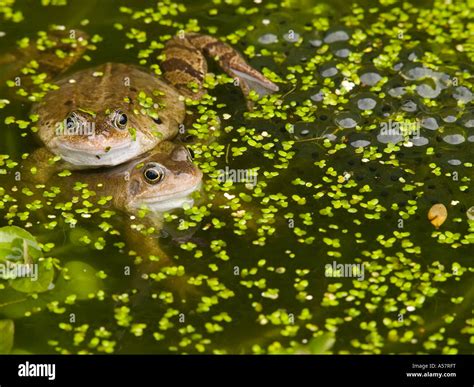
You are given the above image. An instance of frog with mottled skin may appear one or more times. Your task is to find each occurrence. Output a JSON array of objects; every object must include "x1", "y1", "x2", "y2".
[
  {"x1": 4, "y1": 28, "x2": 279, "y2": 167},
  {"x1": 26, "y1": 141, "x2": 203, "y2": 213}
]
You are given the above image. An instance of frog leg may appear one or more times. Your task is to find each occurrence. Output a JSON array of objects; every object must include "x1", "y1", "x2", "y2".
[
  {"x1": 3, "y1": 28, "x2": 89, "y2": 95},
  {"x1": 187, "y1": 33, "x2": 279, "y2": 96},
  {"x1": 0, "y1": 53, "x2": 16, "y2": 66},
  {"x1": 162, "y1": 33, "x2": 279, "y2": 106},
  {"x1": 24, "y1": 148, "x2": 61, "y2": 183},
  {"x1": 31, "y1": 29, "x2": 90, "y2": 80},
  {"x1": 125, "y1": 222, "x2": 201, "y2": 301},
  {"x1": 162, "y1": 35, "x2": 208, "y2": 100}
]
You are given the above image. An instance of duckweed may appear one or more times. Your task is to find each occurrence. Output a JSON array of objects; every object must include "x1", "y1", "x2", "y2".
[{"x1": 0, "y1": 0, "x2": 472, "y2": 355}]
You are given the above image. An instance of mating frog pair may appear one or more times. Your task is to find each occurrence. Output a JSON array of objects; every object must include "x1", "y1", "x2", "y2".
[{"x1": 5, "y1": 27, "x2": 278, "y2": 210}]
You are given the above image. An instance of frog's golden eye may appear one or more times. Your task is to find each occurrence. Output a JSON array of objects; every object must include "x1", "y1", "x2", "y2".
[
  {"x1": 112, "y1": 110, "x2": 128, "y2": 130},
  {"x1": 143, "y1": 162, "x2": 165, "y2": 184}
]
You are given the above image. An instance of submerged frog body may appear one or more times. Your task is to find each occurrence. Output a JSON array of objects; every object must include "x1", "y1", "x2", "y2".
[
  {"x1": 28, "y1": 141, "x2": 203, "y2": 213},
  {"x1": 10, "y1": 142, "x2": 204, "y2": 305},
  {"x1": 8, "y1": 29, "x2": 279, "y2": 168}
]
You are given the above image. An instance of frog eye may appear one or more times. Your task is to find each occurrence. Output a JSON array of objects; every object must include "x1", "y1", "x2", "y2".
[
  {"x1": 112, "y1": 110, "x2": 128, "y2": 130},
  {"x1": 143, "y1": 163, "x2": 165, "y2": 184},
  {"x1": 65, "y1": 112, "x2": 79, "y2": 130},
  {"x1": 186, "y1": 147, "x2": 194, "y2": 161}
]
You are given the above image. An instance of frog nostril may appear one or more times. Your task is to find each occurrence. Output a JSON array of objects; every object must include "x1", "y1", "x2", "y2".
[{"x1": 94, "y1": 124, "x2": 110, "y2": 136}]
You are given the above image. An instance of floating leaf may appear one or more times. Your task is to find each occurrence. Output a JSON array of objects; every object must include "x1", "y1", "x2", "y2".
[
  {"x1": 0, "y1": 226, "x2": 53, "y2": 293},
  {"x1": 307, "y1": 332, "x2": 336, "y2": 354},
  {"x1": 9, "y1": 259, "x2": 55, "y2": 294},
  {"x1": 0, "y1": 319, "x2": 14, "y2": 354},
  {"x1": 0, "y1": 261, "x2": 102, "y2": 319},
  {"x1": 54, "y1": 261, "x2": 102, "y2": 300},
  {"x1": 0, "y1": 226, "x2": 42, "y2": 264}
]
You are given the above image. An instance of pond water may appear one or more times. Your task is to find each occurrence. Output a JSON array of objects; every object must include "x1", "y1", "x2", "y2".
[{"x1": 0, "y1": 0, "x2": 472, "y2": 354}]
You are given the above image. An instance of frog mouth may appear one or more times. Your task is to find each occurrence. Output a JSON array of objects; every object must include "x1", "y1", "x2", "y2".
[
  {"x1": 132, "y1": 182, "x2": 202, "y2": 212},
  {"x1": 52, "y1": 140, "x2": 140, "y2": 168}
]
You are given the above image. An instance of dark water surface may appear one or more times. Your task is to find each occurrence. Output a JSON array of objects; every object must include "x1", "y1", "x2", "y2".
[{"x1": 0, "y1": 0, "x2": 472, "y2": 354}]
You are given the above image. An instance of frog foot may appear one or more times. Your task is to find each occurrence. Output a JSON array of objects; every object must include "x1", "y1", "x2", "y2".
[{"x1": 162, "y1": 33, "x2": 279, "y2": 108}]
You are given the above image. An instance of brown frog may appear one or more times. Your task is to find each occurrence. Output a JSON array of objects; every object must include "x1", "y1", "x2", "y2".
[
  {"x1": 4, "y1": 28, "x2": 279, "y2": 167},
  {"x1": 26, "y1": 141, "x2": 203, "y2": 213}
]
